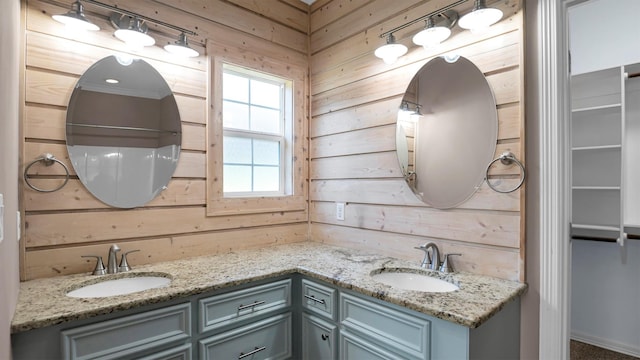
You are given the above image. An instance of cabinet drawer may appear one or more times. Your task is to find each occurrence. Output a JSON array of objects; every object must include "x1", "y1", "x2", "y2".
[
  {"x1": 199, "y1": 279, "x2": 291, "y2": 333},
  {"x1": 301, "y1": 279, "x2": 336, "y2": 320},
  {"x1": 340, "y1": 293, "x2": 430, "y2": 360},
  {"x1": 61, "y1": 303, "x2": 191, "y2": 360},
  {"x1": 199, "y1": 313, "x2": 292, "y2": 360},
  {"x1": 339, "y1": 330, "x2": 402, "y2": 360},
  {"x1": 138, "y1": 343, "x2": 192, "y2": 360},
  {"x1": 302, "y1": 313, "x2": 337, "y2": 360}
]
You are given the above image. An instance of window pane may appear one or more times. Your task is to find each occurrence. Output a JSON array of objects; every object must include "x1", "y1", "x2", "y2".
[
  {"x1": 251, "y1": 80, "x2": 281, "y2": 108},
  {"x1": 223, "y1": 72, "x2": 248, "y2": 102},
  {"x1": 254, "y1": 166, "x2": 280, "y2": 192},
  {"x1": 253, "y1": 139, "x2": 280, "y2": 166},
  {"x1": 250, "y1": 106, "x2": 281, "y2": 134},
  {"x1": 223, "y1": 101, "x2": 249, "y2": 130},
  {"x1": 224, "y1": 165, "x2": 252, "y2": 192},
  {"x1": 223, "y1": 136, "x2": 252, "y2": 164}
]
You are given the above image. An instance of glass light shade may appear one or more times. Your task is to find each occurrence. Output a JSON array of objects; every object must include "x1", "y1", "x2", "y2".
[
  {"x1": 114, "y1": 28, "x2": 156, "y2": 47},
  {"x1": 52, "y1": 2, "x2": 99, "y2": 31},
  {"x1": 164, "y1": 33, "x2": 199, "y2": 57},
  {"x1": 374, "y1": 43, "x2": 408, "y2": 65},
  {"x1": 458, "y1": 6, "x2": 503, "y2": 32},
  {"x1": 412, "y1": 26, "x2": 451, "y2": 49}
]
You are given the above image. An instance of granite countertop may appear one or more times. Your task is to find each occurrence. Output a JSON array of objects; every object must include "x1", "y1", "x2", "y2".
[{"x1": 11, "y1": 242, "x2": 527, "y2": 333}]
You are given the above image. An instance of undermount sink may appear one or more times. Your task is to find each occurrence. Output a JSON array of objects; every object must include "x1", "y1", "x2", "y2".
[
  {"x1": 370, "y1": 269, "x2": 459, "y2": 293},
  {"x1": 66, "y1": 273, "x2": 172, "y2": 298}
]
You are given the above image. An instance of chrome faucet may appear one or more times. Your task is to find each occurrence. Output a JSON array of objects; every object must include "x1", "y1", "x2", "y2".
[
  {"x1": 107, "y1": 244, "x2": 121, "y2": 274},
  {"x1": 414, "y1": 242, "x2": 440, "y2": 270}
]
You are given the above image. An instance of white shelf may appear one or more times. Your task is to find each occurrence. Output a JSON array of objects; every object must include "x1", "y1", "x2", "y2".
[
  {"x1": 570, "y1": 65, "x2": 626, "y2": 243},
  {"x1": 572, "y1": 144, "x2": 621, "y2": 151},
  {"x1": 572, "y1": 223, "x2": 620, "y2": 231},
  {"x1": 572, "y1": 186, "x2": 620, "y2": 190},
  {"x1": 572, "y1": 103, "x2": 622, "y2": 113}
]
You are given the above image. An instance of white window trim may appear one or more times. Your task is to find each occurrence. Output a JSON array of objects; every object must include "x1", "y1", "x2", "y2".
[{"x1": 206, "y1": 41, "x2": 307, "y2": 216}]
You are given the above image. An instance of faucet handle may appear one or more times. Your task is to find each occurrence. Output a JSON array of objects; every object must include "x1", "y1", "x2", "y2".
[
  {"x1": 414, "y1": 244, "x2": 432, "y2": 268},
  {"x1": 439, "y1": 253, "x2": 462, "y2": 273},
  {"x1": 82, "y1": 255, "x2": 106, "y2": 275},
  {"x1": 119, "y1": 250, "x2": 140, "y2": 272}
]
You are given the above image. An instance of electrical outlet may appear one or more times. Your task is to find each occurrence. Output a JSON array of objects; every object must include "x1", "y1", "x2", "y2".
[{"x1": 336, "y1": 202, "x2": 345, "y2": 221}]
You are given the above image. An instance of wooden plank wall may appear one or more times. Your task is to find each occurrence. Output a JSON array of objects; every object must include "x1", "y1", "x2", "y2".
[
  {"x1": 21, "y1": 0, "x2": 310, "y2": 280},
  {"x1": 308, "y1": 0, "x2": 526, "y2": 281}
]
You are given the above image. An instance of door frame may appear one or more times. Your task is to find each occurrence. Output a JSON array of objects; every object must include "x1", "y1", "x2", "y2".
[{"x1": 537, "y1": 0, "x2": 589, "y2": 358}]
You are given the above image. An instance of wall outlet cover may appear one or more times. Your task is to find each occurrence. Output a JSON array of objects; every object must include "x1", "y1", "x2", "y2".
[{"x1": 336, "y1": 202, "x2": 345, "y2": 221}]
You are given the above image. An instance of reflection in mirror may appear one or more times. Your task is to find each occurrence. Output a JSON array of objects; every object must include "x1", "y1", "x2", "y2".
[
  {"x1": 66, "y1": 55, "x2": 181, "y2": 208},
  {"x1": 396, "y1": 55, "x2": 497, "y2": 209}
]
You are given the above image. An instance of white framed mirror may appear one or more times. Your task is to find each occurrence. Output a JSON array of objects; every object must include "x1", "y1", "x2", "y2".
[
  {"x1": 66, "y1": 55, "x2": 182, "y2": 208},
  {"x1": 396, "y1": 55, "x2": 498, "y2": 209}
]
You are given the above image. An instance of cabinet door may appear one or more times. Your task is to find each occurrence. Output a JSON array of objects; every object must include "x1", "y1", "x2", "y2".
[
  {"x1": 199, "y1": 313, "x2": 291, "y2": 360},
  {"x1": 339, "y1": 330, "x2": 402, "y2": 360},
  {"x1": 61, "y1": 303, "x2": 191, "y2": 360},
  {"x1": 302, "y1": 313, "x2": 337, "y2": 360},
  {"x1": 340, "y1": 293, "x2": 429, "y2": 360},
  {"x1": 138, "y1": 343, "x2": 192, "y2": 360}
]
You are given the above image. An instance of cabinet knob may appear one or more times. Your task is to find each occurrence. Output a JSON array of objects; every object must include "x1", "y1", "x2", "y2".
[{"x1": 321, "y1": 334, "x2": 329, "y2": 341}]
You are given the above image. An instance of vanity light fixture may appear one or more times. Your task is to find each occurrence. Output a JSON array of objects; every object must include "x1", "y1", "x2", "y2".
[
  {"x1": 458, "y1": 0, "x2": 503, "y2": 33},
  {"x1": 412, "y1": 11, "x2": 458, "y2": 50},
  {"x1": 374, "y1": 0, "x2": 504, "y2": 63},
  {"x1": 374, "y1": 34, "x2": 408, "y2": 65},
  {"x1": 399, "y1": 100, "x2": 422, "y2": 115},
  {"x1": 112, "y1": 15, "x2": 155, "y2": 48},
  {"x1": 51, "y1": 0, "x2": 200, "y2": 57},
  {"x1": 52, "y1": 1, "x2": 99, "y2": 31},
  {"x1": 164, "y1": 32, "x2": 200, "y2": 58}
]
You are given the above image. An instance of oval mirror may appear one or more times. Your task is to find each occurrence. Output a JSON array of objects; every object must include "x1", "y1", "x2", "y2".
[
  {"x1": 66, "y1": 55, "x2": 181, "y2": 208},
  {"x1": 396, "y1": 55, "x2": 497, "y2": 209}
]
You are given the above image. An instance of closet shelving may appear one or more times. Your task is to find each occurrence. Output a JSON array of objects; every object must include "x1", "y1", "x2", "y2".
[
  {"x1": 570, "y1": 66, "x2": 625, "y2": 244},
  {"x1": 571, "y1": 63, "x2": 640, "y2": 244}
]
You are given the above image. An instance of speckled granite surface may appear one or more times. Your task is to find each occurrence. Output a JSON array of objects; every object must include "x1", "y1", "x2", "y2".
[{"x1": 11, "y1": 242, "x2": 527, "y2": 333}]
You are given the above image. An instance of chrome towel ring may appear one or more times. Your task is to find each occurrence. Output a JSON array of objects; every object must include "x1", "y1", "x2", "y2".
[
  {"x1": 24, "y1": 153, "x2": 70, "y2": 193},
  {"x1": 485, "y1": 152, "x2": 525, "y2": 193}
]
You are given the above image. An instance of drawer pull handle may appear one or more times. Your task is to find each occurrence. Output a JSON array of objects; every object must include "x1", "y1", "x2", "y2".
[
  {"x1": 321, "y1": 334, "x2": 329, "y2": 341},
  {"x1": 304, "y1": 294, "x2": 326, "y2": 305},
  {"x1": 239, "y1": 346, "x2": 266, "y2": 359},
  {"x1": 237, "y1": 301, "x2": 265, "y2": 311}
]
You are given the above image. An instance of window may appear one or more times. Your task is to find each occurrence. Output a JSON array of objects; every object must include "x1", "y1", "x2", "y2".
[
  {"x1": 222, "y1": 65, "x2": 289, "y2": 196},
  {"x1": 207, "y1": 41, "x2": 307, "y2": 216}
]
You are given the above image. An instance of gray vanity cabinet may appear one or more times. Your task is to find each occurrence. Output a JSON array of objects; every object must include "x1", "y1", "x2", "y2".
[
  {"x1": 301, "y1": 279, "x2": 338, "y2": 359},
  {"x1": 60, "y1": 303, "x2": 192, "y2": 360},
  {"x1": 339, "y1": 293, "x2": 431, "y2": 360},
  {"x1": 13, "y1": 276, "x2": 520, "y2": 360},
  {"x1": 300, "y1": 278, "x2": 521, "y2": 360},
  {"x1": 197, "y1": 279, "x2": 292, "y2": 360},
  {"x1": 199, "y1": 313, "x2": 292, "y2": 359}
]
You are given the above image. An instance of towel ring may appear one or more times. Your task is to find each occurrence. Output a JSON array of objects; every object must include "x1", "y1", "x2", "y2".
[
  {"x1": 485, "y1": 152, "x2": 525, "y2": 193},
  {"x1": 24, "y1": 153, "x2": 70, "y2": 193}
]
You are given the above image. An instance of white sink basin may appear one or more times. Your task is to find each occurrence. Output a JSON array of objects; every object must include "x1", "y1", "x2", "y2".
[
  {"x1": 67, "y1": 274, "x2": 171, "y2": 298},
  {"x1": 371, "y1": 270, "x2": 459, "y2": 293}
]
